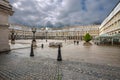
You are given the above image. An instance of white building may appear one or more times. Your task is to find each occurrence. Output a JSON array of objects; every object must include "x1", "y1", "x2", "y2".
[
  {"x1": 9, "y1": 24, "x2": 99, "y2": 40},
  {"x1": 9, "y1": 24, "x2": 32, "y2": 39},
  {"x1": 99, "y1": 2, "x2": 120, "y2": 36}
]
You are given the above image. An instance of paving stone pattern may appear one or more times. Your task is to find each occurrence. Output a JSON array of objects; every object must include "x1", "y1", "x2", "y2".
[{"x1": 0, "y1": 52, "x2": 120, "y2": 80}]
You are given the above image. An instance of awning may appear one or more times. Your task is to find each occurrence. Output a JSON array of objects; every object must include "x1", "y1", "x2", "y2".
[
  {"x1": 112, "y1": 33, "x2": 120, "y2": 38},
  {"x1": 95, "y1": 34, "x2": 112, "y2": 39}
]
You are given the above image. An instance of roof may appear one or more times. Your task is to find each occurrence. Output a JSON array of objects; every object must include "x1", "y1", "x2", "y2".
[{"x1": 95, "y1": 34, "x2": 112, "y2": 39}]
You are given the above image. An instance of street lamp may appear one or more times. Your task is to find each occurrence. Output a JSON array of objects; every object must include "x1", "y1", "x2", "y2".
[
  {"x1": 32, "y1": 27, "x2": 37, "y2": 47},
  {"x1": 81, "y1": 29, "x2": 83, "y2": 40},
  {"x1": 45, "y1": 27, "x2": 48, "y2": 42},
  {"x1": 11, "y1": 29, "x2": 15, "y2": 44}
]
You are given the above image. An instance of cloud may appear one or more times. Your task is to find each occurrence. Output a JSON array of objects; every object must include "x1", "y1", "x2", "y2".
[{"x1": 9, "y1": 0, "x2": 119, "y2": 27}]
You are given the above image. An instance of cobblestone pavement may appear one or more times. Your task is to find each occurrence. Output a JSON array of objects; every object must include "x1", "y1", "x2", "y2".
[{"x1": 0, "y1": 52, "x2": 120, "y2": 80}]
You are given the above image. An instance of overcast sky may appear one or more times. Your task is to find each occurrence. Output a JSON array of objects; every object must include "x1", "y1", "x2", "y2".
[{"x1": 9, "y1": 0, "x2": 119, "y2": 27}]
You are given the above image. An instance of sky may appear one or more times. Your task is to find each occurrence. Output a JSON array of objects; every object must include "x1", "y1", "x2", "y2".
[{"x1": 9, "y1": 0, "x2": 120, "y2": 28}]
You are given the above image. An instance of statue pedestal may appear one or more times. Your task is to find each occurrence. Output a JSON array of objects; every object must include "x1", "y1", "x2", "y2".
[
  {"x1": 0, "y1": 0, "x2": 14, "y2": 52},
  {"x1": 0, "y1": 25, "x2": 10, "y2": 52},
  {"x1": 32, "y1": 41, "x2": 37, "y2": 47},
  {"x1": 11, "y1": 40, "x2": 15, "y2": 44}
]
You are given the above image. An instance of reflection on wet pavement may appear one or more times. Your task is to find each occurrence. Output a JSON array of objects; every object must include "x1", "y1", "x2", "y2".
[{"x1": 10, "y1": 40, "x2": 120, "y2": 67}]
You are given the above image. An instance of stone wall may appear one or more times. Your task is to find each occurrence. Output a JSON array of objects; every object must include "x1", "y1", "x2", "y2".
[
  {"x1": 0, "y1": 25, "x2": 10, "y2": 52},
  {"x1": 0, "y1": 12, "x2": 8, "y2": 24},
  {"x1": 0, "y1": 0, "x2": 13, "y2": 52}
]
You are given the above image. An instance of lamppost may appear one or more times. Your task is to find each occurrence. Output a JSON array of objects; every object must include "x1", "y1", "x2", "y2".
[
  {"x1": 81, "y1": 29, "x2": 83, "y2": 40},
  {"x1": 11, "y1": 29, "x2": 15, "y2": 44},
  {"x1": 45, "y1": 27, "x2": 48, "y2": 42},
  {"x1": 32, "y1": 28, "x2": 37, "y2": 47}
]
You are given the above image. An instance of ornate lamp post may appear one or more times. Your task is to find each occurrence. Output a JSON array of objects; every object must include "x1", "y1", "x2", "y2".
[
  {"x1": 81, "y1": 29, "x2": 83, "y2": 40},
  {"x1": 11, "y1": 29, "x2": 15, "y2": 44},
  {"x1": 32, "y1": 28, "x2": 37, "y2": 47},
  {"x1": 45, "y1": 27, "x2": 48, "y2": 42}
]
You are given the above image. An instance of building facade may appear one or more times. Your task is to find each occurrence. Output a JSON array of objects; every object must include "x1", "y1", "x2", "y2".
[
  {"x1": 9, "y1": 24, "x2": 99, "y2": 40},
  {"x1": 38, "y1": 25, "x2": 99, "y2": 40},
  {"x1": 9, "y1": 24, "x2": 33, "y2": 39},
  {"x1": 99, "y1": 2, "x2": 120, "y2": 36},
  {"x1": 0, "y1": 0, "x2": 14, "y2": 52}
]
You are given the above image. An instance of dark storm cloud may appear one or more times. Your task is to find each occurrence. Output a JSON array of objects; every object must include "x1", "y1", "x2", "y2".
[{"x1": 9, "y1": 0, "x2": 120, "y2": 27}]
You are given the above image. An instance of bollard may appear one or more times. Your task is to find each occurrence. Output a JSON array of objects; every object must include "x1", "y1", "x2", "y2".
[
  {"x1": 77, "y1": 41, "x2": 79, "y2": 45},
  {"x1": 30, "y1": 44, "x2": 34, "y2": 57},
  {"x1": 41, "y1": 44, "x2": 44, "y2": 48},
  {"x1": 57, "y1": 45, "x2": 62, "y2": 61}
]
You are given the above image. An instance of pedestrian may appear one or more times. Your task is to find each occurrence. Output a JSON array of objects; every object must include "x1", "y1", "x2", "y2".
[
  {"x1": 74, "y1": 40, "x2": 76, "y2": 44},
  {"x1": 41, "y1": 44, "x2": 44, "y2": 48}
]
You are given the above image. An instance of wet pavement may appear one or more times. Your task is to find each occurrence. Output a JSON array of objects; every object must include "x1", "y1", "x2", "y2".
[
  {"x1": 0, "y1": 40, "x2": 120, "y2": 80},
  {"x1": 10, "y1": 40, "x2": 120, "y2": 67}
]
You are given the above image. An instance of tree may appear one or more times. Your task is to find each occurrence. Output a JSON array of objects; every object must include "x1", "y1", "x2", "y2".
[{"x1": 83, "y1": 33, "x2": 92, "y2": 42}]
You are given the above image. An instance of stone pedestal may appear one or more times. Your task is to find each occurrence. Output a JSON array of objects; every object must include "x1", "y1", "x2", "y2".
[
  {"x1": 0, "y1": 25, "x2": 10, "y2": 52},
  {"x1": 0, "y1": 0, "x2": 14, "y2": 52},
  {"x1": 32, "y1": 41, "x2": 37, "y2": 47},
  {"x1": 11, "y1": 40, "x2": 15, "y2": 44}
]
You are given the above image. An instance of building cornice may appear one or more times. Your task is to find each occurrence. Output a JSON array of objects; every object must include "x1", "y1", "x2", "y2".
[
  {"x1": 0, "y1": 0, "x2": 14, "y2": 15},
  {"x1": 99, "y1": 2, "x2": 120, "y2": 29},
  {"x1": 0, "y1": 24, "x2": 9, "y2": 27}
]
